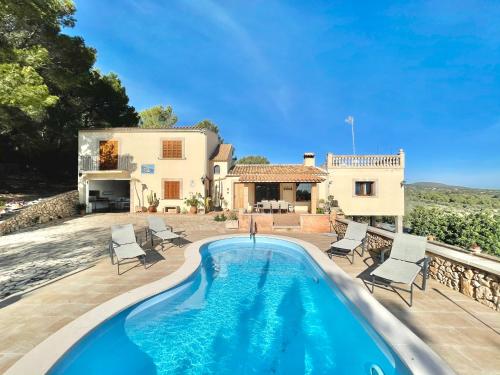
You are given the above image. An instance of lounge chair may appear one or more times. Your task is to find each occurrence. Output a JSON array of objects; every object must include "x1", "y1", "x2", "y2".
[
  {"x1": 147, "y1": 216, "x2": 182, "y2": 249},
  {"x1": 370, "y1": 233, "x2": 429, "y2": 306},
  {"x1": 328, "y1": 221, "x2": 368, "y2": 263},
  {"x1": 109, "y1": 224, "x2": 146, "y2": 275}
]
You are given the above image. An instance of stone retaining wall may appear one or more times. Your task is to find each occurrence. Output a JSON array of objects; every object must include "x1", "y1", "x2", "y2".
[
  {"x1": 430, "y1": 256, "x2": 499, "y2": 311},
  {"x1": 334, "y1": 218, "x2": 500, "y2": 311},
  {"x1": 0, "y1": 191, "x2": 79, "y2": 236}
]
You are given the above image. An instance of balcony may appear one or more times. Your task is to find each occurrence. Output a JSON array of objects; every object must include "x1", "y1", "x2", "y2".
[
  {"x1": 79, "y1": 155, "x2": 134, "y2": 172},
  {"x1": 327, "y1": 150, "x2": 404, "y2": 169}
]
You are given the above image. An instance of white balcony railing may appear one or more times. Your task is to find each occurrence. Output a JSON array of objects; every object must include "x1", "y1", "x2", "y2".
[
  {"x1": 79, "y1": 155, "x2": 133, "y2": 171},
  {"x1": 329, "y1": 154, "x2": 403, "y2": 168}
]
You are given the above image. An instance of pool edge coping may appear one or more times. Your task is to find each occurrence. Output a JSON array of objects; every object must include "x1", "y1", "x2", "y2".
[{"x1": 5, "y1": 234, "x2": 455, "y2": 375}]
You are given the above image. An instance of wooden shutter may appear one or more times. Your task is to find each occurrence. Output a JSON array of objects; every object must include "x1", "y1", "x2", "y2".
[
  {"x1": 164, "y1": 181, "x2": 180, "y2": 199},
  {"x1": 99, "y1": 140, "x2": 118, "y2": 170},
  {"x1": 162, "y1": 140, "x2": 182, "y2": 159}
]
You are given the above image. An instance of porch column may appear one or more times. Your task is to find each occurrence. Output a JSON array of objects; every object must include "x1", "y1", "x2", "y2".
[
  {"x1": 311, "y1": 183, "x2": 318, "y2": 213},
  {"x1": 395, "y1": 215, "x2": 404, "y2": 233}
]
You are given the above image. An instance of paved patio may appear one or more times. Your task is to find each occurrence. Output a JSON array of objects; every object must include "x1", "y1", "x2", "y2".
[{"x1": 0, "y1": 214, "x2": 499, "y2": 374}]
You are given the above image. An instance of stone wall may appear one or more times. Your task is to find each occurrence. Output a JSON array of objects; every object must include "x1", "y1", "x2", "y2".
[
  {"x1": 429, "y1": 256, "x2": 499, "y2": 311},
  {"x1": 334, "y1": 218, "x2": 500, "y2": 311},
  {"x1": 0, "y1": 191, "x2": 79, "y2": 236}
]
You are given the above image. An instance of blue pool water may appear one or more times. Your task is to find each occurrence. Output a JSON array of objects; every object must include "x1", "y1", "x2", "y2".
[{"x1": 50, "y1": 237, "x2": 410, "y2": 375}]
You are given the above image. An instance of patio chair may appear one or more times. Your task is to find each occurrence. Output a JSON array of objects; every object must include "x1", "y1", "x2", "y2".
[
  {"x1": 109, "y1": 224, "x2": 146, "y2": 275},
  {"x1": 146, "y1": 216, "x2": 182, "y2": 249},
  {"x1": 270, "y1": 200, "x2": 280, "y2": 213},
  {"x1": 370, "y1": 233, "x2": 429, "y2": 306},
  {"x1": 261, "y1": 201, "x2": 271, "y2": 213},
  {"x1": 278, "y1": 200, "x2": 289, "y2": 213},
  {"x1": 328, "y1": 221, "x2": 368, "y2": 263}
]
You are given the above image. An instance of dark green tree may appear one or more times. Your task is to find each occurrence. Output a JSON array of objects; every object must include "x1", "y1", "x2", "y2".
[
  {"x1": 139, "y1": 105, "x2": 177, "y2": 128},
  {"x1": 0, "y1": 0, "x2": 138, "y2": 180}
]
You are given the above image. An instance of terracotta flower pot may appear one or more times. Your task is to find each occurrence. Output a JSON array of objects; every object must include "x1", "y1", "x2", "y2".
[
  {"x1": 189, "y1": 206, "x2": 198, "y2": 214},
  {"x1": 148, "y1": 206, "x2": 157, "y2": 213}
]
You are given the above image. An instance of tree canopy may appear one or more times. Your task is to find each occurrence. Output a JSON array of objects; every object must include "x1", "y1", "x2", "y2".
[
  {"x1": 139, "y1": 105, "x2": 178, "y2": 128},
  {"x1": 236, "y1": 155, "x2": 270, "y2": 164},
  {"x1": 0, "y1": 0, "x2": 138, "y2": 179},
  {"x1": 194, "y1": 119, "x2": 219, "y2": 134}
]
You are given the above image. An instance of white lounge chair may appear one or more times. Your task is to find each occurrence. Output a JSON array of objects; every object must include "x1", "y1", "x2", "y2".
[
  {"x1": 370, "y1": 233, "x2": 429, "y2": 306},
  {"x1": 109, "y1": 224, "x2": 146, "y2": 275},
  {"x1": 328, "y1": 221, "x2": 368, "y2": 263},
  {"x1": 147, "y1": 216, "x2": 182, "y2": 249}
]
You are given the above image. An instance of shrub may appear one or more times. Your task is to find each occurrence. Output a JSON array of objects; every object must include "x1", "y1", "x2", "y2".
[
  {"x1": 214, "y1": 213, "x2": 227, "y2": 222},
  {"x1": 406, "y1": 206, "x2": 500, "y2": 256}
]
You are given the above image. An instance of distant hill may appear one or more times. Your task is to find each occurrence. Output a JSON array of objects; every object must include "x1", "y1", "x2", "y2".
[{"x1": 405, "y1": 182, "x2": 499, "y2": 214}]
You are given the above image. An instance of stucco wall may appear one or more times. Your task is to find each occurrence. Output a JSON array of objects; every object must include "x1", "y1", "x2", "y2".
[
  {"x1": 328, "y1": 167, "x2": 404, "y2": 216},
  {"x1": 78, "y1": 129, "x2": 219, "y2": 212}
]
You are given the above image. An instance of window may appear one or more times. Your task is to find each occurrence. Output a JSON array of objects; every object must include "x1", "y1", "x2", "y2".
[
  {"x1": 355, "y1": 181, "x2": 375, "y2": 196},
  {"x1": 162, "y1": 140, "x2": 183, "y2": 159},
  {"x1": 296, "y1": 183, "x2": 312, "y2": 201},
  {"x1": 214, "y1": 165, "x2": 220, "y2": 175},
  {"x1": 255, "y1": 183, "x2": 280, "y2": 202},
  {"x1": 164, "y1": 181, "x2": 180, "y2": 199}
]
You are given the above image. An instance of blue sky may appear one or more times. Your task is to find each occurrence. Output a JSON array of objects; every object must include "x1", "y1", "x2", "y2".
[{"x1": 68, "y1": 0, "x2": 500, "y2": 188}]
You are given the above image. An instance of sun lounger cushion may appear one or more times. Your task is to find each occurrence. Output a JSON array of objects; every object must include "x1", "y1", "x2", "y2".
[
  {"x1": 113, "y1": 243, "x2": 146, "y2": 261},
  {"x1": 330, "y1": 238, "x2": 362, "y2": 251},
  {"x1": 344, "y1": 222, "x2": 368, "y2": 242},
  {"x1": 389, "y1": 233, "x2": 427, "y2": 263},
  {"x1": 154, "y1": 230, "x2": 180, "y2": 240},
  {"x1": 371, "y1": 258, "x2": 421, "y2": 285}
]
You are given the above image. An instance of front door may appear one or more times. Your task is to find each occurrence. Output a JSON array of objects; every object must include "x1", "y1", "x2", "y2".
[
  {"x1": 99, "y1": 140, "x2": 118, "y2": 170},
  {"x1": 233, "y1": 183, "x2": 245, "y2": 209}
]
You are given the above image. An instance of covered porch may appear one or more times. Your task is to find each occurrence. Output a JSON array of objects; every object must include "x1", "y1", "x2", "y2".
[{"x1": 229, "y1": 164, "x2": 327, "y2": 214}]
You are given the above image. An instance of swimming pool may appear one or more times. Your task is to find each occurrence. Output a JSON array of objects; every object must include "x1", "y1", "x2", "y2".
[{"x1": 48, "y1": 237, "x2": 412, "y2": 375}]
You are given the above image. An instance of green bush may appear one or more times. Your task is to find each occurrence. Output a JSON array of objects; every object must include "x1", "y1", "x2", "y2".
[
  {"x1": 406, "y1": 206, "x2": 500, "y2": 256},
  {"x1": 214, "y1": 213, "x2": 227, "y2": 222}
]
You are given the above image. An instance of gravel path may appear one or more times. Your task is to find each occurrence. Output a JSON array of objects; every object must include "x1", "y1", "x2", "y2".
[{"x1": 0, "y1": 213, "x2": 226, "y2": 299}]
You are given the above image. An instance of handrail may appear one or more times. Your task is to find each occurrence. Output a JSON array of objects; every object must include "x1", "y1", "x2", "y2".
[{"x1": 79, "y1": 155, "x2": 133, "y2": 171}]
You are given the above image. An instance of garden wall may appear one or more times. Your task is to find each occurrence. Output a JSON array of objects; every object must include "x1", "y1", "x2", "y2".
[
  {"x1": 0, "y1": 191, "x2": 79, "y2": 236},
  {"x1": 334, "y1": 218, "x2": 500, "y2": 311}
]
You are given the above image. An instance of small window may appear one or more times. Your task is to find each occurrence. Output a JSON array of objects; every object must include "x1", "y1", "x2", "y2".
[
  {"x1": 355, "y1": 181, "x2": 375, "y2": 196},
  {"x1": 214, "y1": 165, "x2": 220, "y2": 175},
  {"x1": 164, "y1": 181, "x2": 180, "y2": 199},
  {"x1": 162, "y1": 140, "x2": 183, "y2": 159},
  {"x1": 296, "y1": 183, "x2": 312, "y2": 201}
]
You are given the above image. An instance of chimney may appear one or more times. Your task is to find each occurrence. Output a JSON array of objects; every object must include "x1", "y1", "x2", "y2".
[{"x1": 303, "y1": 152, "x2": 315, "y2": 167}]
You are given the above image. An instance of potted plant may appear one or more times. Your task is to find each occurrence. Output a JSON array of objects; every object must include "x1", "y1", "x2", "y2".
[
  {"x1": 225, "y1": 211, "x2": 239, "y2": 229},
  {"x1": 470, "y1": 243, "x2": 482, "y2": 254},
  {"x1": 76, "y1": 203, "x2": 86, "y2": 216},
  {"x1": 146, "y1": 191, "x2": 160, "y2": 213},
  {"x1": 184, "y1": 193, "x2": 203, "y2": 214}
]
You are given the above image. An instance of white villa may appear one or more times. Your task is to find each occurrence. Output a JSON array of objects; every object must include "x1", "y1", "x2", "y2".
[{"x1": 78, "y1": 127, "x2": 405, "y2": 230}]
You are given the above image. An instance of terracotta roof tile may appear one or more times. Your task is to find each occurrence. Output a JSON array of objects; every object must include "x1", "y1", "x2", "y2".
[
  {"x1": 210, "y1": 144, "x2": 233, "y2": 162},
  {"x1": 229, "y1": 164, "x2": 326, "y2": 183}
]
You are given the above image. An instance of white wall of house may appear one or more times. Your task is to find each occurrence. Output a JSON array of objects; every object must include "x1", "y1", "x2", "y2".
[
  {"x1": 325, "y1": 150, "x2": 405, "y2": 217},
  {"x1": 78, "y1": 128, "x2": 219, "y2": 212}
]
